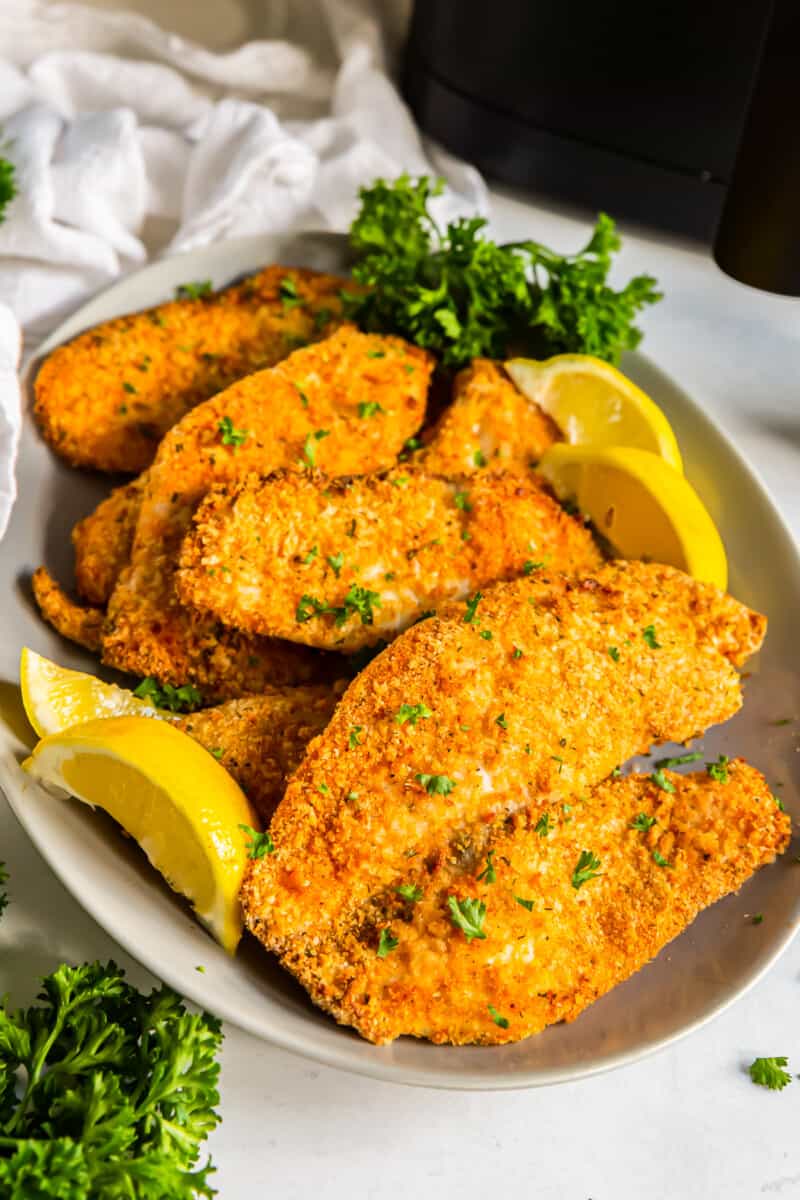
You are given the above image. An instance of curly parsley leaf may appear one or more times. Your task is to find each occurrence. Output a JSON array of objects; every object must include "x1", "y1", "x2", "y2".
[
  {"x1": 447, "y1": 896, "x2": 487, "y2": 942},
  {"x1": 344, "y1": 176, "x2": 660, "y2": 368},
  {"x1": 218, "y1": 415, "x2": 249, "y2": 450},
  {"x1": 395, "y1": 702, "x2": 432, "y2": 726},
  {"x1": 239, "y1": 824, "x2": 275, "y2": 859},
  {"x1": 377, "y1": 928, "x2": 399, "y2": 958},
  {"x1": 477, "y1": 850, "x2": 497, "y2": 884},
  {"x1": 175, "y1": 279, "x2": 212, "y2": 300},
  {"x1": 416, "y1": 773, "x2": 456, "y2": 795},
  {"x1": 748, "y1": 1056, "x2": 792, "y2": 1091},
  {"x1": 0, "y1": 961, "x2": 221, "y2": 1196},
  {"x1": 488, "y1": 1005, "x2": 509, "y2": 1029},
  {"x1": 133, "y1": 677, "x2": 202, "y2": 713},
  {"x1": 707, "y1": 754, "x2": 730, "y2": 783},
  {"x1": 395, "y1": 883, "x2": 424, "y2": 903},
  {"x1": 571, "y1": 850, "x2": 602, "y2": 889},
  {"x1": 629, "y1": 812, "x2": 657, "y2": 831}
]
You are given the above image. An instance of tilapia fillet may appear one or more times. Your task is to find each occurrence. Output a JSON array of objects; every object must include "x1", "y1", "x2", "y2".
[
  {"x1": 100, "y1": 326, "x2": 432, "y2": 696},
  {"x1": 241, "y1": 561, "x2": 770, "y2": 1043},
  {"x1": 249, "y1": 762, "x2": 789, "y2": 1044},
  {"x1": 176, "y1": 466, "x2": 602, "y2": 651}
]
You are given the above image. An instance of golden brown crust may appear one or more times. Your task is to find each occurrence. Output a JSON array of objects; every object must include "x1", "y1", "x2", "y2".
[
  {"x1": 31, "y1": 567, "x2": 104, "y2": 652},
  {"x1": 34, "y1": 266, "x2": 347, "y2": 474},
  {"x1": 101, "y1": 326, "x2": 433, "y2": 697},
  {"x1": 241, "y1": 561, "x2": 768, "y2": 1042},
  {"x1": 72, "y1": 477, "x2": 146, "y2": 606},
  {"x1": 177, "y1": 682, "x2": 346, "y2": 824},
  {"x1": 248, "y1": 762, "x2": 789, "y2": 1044},
  {"x1": 176, "y1": 466, "x2": 602, "y2": 650},
  {"x1": 417, "y1": 358, "x2": 560, "y2": 475}
]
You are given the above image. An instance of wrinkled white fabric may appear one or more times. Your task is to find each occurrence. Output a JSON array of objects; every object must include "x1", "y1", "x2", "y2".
[{"x1": 0, "y1": 0, "x2": 487, "y2": 538}]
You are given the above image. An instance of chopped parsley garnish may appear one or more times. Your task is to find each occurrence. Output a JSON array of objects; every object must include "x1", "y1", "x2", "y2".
[
  {"x1": 395, "y1": 702, "x2": 432, "y2": 725},
  {"x1": 348, "y1": 725, "x2": 363, "y2": 749},
  {"x1": 512, "y1": 647, "x2": 523, "y2": 659},
  {"x1": 454, "y1": 490, "x2": 472, "y2": 512},
  {"x1": 550, "y1": 754, "x2": 564, "y2": 773},
  {"x1": 416, "y1": 773, "x2": 456, "y2": 795},
  {"x1": 396, "y1": 883, "x2": 424, "y2": 902},
  {"x1": 642, "y1": 624, "x2": 661, "y2": 649},
  {"x1": 327, "y1": 551, "x2": 344, "y2": 577},
  {"x1": 748, "y1": 1056, "x2": 792, "y2": 1091},
  {"x1": 239, "y1": 824, "x2": 275, "y2": 859},
  {"x1": 523, "y1": 560, "x2": 545, "y2": 576},
  {"x1": 296, "y1": 584, "x2": 381, "y2": 627},
  {"x1": 473, "y1": 449, "x2": 487, "y2": 467},
  {"x1": 176, "y1": 279, "x2": 212, "y2": 299},
  {"x1": 377, "y1": 928, "x2": 399, "y2": 958},
  {"x1": 752, "y1": 913, "x2": 764, "y2": 925},
  {"x1": 571, "y1": 850, "x2": 602, "y2": 889},
  {"x1": 488, "y1": 1005, "x2": 509, "y2": 1029},
  {"x1": 477, "y1": 850, "x2": 497, "y2": 884},
  {"x1": 447, "y1": 896, "x2": 487, "y2": 942},
  {"x1": 534, "y1": 812, "x2": 552, "y2": 838},
  {"x1": 652, "y1": 849, "x2": 671, "y2": 868},
  {"x1": 218, "y1": 414, "x2": 249, "y2": 450},
  {"x1": 391, "y1": 475, "x2": 410, "y2": 488},
  {"x1": 358, "y1": 400, "x2": 384, "y2": 417},
  {"x1": 650, "y1": 768, "x2": 676, "y2": 794},
  {"x1": 296, "y1": 384, "x2": 310, "y2": 407},
  {"x1": 463, "y1": 591, "x2": 482, "y2": 623},
  {"x1": 707, "y1": 754, "x2": 730, "y2": 783},
  {"x1": 301, "y1": 428, "x2": 330, "y2": 468},
  {"x1": 775, "y1": 795, "x2": 786, "y2": 812},
  {"x1": 608, "y1": 645, "x2": 620, "y2": 662},
  {"x1": 313, "y1": 307, "x2": 333, "y2": 332},
  {"x1": 122, "y1": 381, "x2": 137, "y2": 394},
  {"x1": 303, "y1": 545, "x2": 319, "y2": 564},
  {"x1": 515, "y1": 895, "x2": 535, "y2": 911},
  {"x1": 629, "y1": 812, "x2": 657, "y2": 831},
  {"x1": 318, "y1": 783, "x2": 329, "y2": 795},
  {"x1": 495, "y1": 713, "x2": 508, "y2": 729},
  {"x1": 366, "y1": 348, "x2": 386, "y2": 358},
  {"x1": 404, "y1": 436, "x2": 421, "y2": 452},
  {"x1": 656, "y1": 751, "x2": 702, "y2": 769},
  {"x1": 209, "y1": 747, "x2": 224, "y2": 760},
  {"x1": 0, "y1": 155, "x2": 17, "y2": 224},
  {"x1": 479, "y1": 630, "x2": 493, "y2": 640},
  {"x1": 133, "y1": 677, "x2": 202, "y2": 713},
  {"x1": 296, "y1": 594, "x2": 327, "y2": 623},
  {"x1": 279, "y1": 276, "x2": 304, "y2": 309}
]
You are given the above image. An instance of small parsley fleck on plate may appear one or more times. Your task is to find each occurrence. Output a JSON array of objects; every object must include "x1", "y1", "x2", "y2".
[
  {"x1": 176, "y1": 279, "x2": 212, "y2": 300},
  {"x1": 748, "y1": 1056, "x2": 792, "y2": 1090},
  {"x1": 572, "y1": 850, "x2": 602, "y2": 889},
  {"x1": 447, "y1": 896, "x2": 487, "y2": 941},
  {"x1": 752, "y1": 913, "x2": 764, "y2": 925},
  {"x1": 656, "y1": 751, "x2": 702, "y2": 769},
  {"x1": 377, "y1": 928, "x2": 399, "y2": 958},
  {"x1": 488, "y1": 1005, "x2": 509, "y2": 1029},
  {"x1": 239, "y1": 824, "x2": 275, "y2": 859}
]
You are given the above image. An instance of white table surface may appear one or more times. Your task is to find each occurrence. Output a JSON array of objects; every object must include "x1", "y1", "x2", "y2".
[{"x1": 1, "y1": 184, "x2": 799, "y2": 1199}]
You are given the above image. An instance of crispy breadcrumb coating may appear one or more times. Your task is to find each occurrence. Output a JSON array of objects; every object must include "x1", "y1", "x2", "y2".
[
  {"x1": 100, "y1": 327, "x2": 432, "y2": 696},
  {"x1": 176, "y1": 466, "x2": 601, "y2": 651},
  {"x1": 177, "y1": 681, "x2": 346, "y2": 823},
  {"x1": 31, "y1": 568, "x2": 103, "y2": 652},
  {"x1": 417, "y1": 358, "x2": 560, "y2": 474},
  {"x1": 248, "y1": 761, "x2": 789, "y2": 1044},
  {"x1": 241, "y1": 561, "x2": 768, "y2": 1042},
  {"x1": 34, "y1": 266, "x2": 346, "y2": 474},
  {"x1": 72, "y1": 477, "x2": 145, "y2": 606}
]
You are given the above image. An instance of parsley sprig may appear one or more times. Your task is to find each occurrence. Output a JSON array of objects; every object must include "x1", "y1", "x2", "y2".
[
  {"x1": 343, "y1": 176, "x2": 660, "y2": 367},
  {"x1": 447, "y1": 896, "x2": 487, "y2": 942},
  {"x1": 571, "y1": 850, "x2": 603, "y2": 890},
  {"x1": 133, "y1": 677, "x2": 202, "y2": 713},
  {"x1": 748, "y1": 1056, "x2": 792, "y2": 1091}
]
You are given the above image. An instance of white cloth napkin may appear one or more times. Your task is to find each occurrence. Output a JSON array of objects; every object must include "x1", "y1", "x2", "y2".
[{"x1": 0, "y1": 0, "x2": 487, "y2": 538}]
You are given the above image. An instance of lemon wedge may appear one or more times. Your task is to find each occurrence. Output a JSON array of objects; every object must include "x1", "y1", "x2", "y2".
[
  {"x1": 506, "y1": 354, "x2": 683, "y2": 471},
  {"x1": 23, "y1": 716, "x2": 257, "y2": 952},
  {"x1": 21, "y1": 647, "x2": 165, "y2": 738},
  {"x1": 538, "y1": 443, "x2": 727, "y2": 590}
]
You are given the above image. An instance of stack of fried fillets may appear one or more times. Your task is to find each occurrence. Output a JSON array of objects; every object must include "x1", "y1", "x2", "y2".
[{"x1": 34, "y1": 266, "x2": 790, "y2": 1045}]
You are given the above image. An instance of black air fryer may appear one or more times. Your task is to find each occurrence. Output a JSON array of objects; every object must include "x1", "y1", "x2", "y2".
[{"x1": 403, "y1": 0, "x2": 800, "y2": 295}]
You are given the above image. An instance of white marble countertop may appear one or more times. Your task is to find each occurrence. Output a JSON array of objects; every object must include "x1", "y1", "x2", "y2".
[{"x1": 1, "y1": 184, "x2": 799, "y2": 1199}]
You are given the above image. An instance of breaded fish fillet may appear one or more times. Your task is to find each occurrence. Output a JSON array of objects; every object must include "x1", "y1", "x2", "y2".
[
  {"x1": 241, "y1": 561, "x2": 768, "y2": 1041},
  {"x1": 34, "y1": 266, "x2": 346, "y2": 474},
  {"x1": 31, "y1": 568, "x2": 103, "y2": 652},
  {"x1": 248, "y1": 761, "x2": 789, "y2": 1044},
  {"x1": 176, "y1": 466, "x2": 601, "y2": 651},
  {"x1": 417, "y1": 358, "x2": 560, "y2": 475},
  {"x1": 72, "y1": 477, "x2": 145, "y2": 606},
  {"x1": 99, "y1": 327, "x2": 432, "y2": 696},
  {"x1": 177, "y1": 681, "x2": 345, "y2": 824}
]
